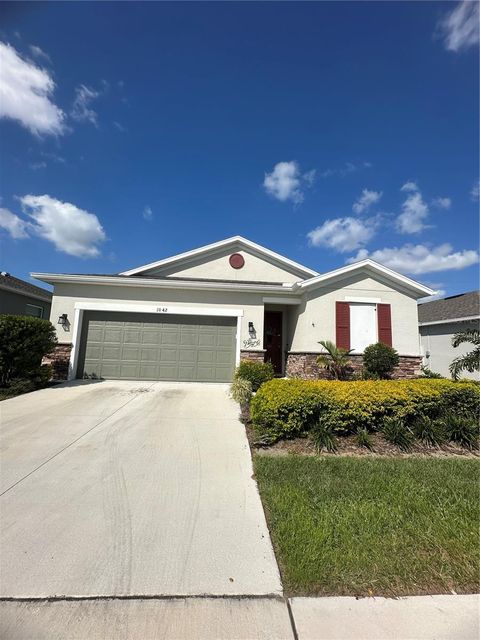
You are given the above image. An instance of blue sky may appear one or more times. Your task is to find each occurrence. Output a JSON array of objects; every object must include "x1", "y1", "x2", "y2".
[{"x1": 0, "y1": 1, "x2": 478, "y2": 299}]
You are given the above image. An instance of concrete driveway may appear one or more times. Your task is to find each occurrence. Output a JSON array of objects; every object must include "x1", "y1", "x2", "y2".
[{"x1": 0, "y1": 381, "x2": 282, "y2": 598}]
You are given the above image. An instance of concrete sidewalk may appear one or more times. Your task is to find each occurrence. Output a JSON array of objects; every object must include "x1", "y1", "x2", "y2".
[{"x1": 0, "y1": 594, "x2": 477, "y2": 639}]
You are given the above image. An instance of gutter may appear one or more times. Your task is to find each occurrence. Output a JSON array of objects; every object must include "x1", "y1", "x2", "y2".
[{"x1": 419, "y1": 315, "x2": 480, "y2": 327}]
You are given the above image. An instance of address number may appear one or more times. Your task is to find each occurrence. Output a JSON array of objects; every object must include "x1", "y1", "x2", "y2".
[{"x1": 156, "y1": 307, "x2": 169, "y2": 313}]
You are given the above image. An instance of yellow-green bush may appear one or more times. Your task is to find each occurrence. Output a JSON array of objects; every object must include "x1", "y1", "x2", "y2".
[{"x1": 251, "y1": 378, "x2": 480, "y2": 443}]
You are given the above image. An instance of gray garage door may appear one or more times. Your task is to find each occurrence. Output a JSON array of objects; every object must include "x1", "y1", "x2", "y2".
[{"x1": 77, "y1": 311, "x2": 237, "y2": 382}]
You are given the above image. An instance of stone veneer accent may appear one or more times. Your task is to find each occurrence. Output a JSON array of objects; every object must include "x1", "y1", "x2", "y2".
[
  {"x1": 285, "y1": 352, "x2": 422, "y2": 380},
  {"x1": 240, "y1": 350, "x2": 266, "y2": 363},
  {"x1": 42, "y1": 343, "x2": 72, "y2": 381}
]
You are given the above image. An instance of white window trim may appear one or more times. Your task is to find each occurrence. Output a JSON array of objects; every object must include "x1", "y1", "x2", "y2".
[
  {"x1": 68, "y1": 301, "x2": 244, "y2": 380},
  {"x1": 344, "y1": 296, "x2": 382, "y2": 304},
  {"x1": 25, "y1": 303, "x2": 44, "y2": 318}
]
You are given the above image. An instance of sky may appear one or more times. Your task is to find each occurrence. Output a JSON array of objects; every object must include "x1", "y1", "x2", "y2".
[{"x1": 0, "y1": 1, "x2": 479, "y2": 300}]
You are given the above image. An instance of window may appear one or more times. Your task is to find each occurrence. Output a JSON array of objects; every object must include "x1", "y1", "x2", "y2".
[
  {"x1": 349, "y1": 304, "x2": 377, "y2": 352},
  {"x1": 336, "y1": 301, "x2": 392, "y2": 352},
  {"x1": 25, "y1": 304, "x2": 44, "y2": 318}
]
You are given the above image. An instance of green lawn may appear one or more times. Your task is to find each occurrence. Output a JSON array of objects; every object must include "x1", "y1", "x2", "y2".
[{"x1": 254, "y1": 455, "x2": 480, "y2": 597}]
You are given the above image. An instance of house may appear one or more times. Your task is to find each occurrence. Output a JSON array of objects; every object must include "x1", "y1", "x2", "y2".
[
  {"x1": 419, "y1": 291, "x2": 480, "y2": 380},
  {"x1": 32, "y1": 236, "x2": 434, "y2": 382},
  {"x1": 0, "y1": 271, "x2": 52, "y2": 319}
]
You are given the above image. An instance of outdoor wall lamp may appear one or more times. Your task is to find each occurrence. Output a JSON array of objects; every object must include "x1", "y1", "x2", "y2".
[
  {"x1": 248, "y1": 322, "x2": 255, "y2": 335},
  {"x1": 58, "y1": 313, "x2": 68, "y2": 326}
]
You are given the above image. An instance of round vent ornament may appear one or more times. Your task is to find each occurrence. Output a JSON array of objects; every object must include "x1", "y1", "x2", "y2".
[{"x1": 229, "y1": 253, "x2": 245, "y2": 269}]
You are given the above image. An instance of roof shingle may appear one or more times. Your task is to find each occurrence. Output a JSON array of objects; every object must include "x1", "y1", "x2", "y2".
[{"x1": 418, "y1": 291, "x2": 480, "y2": 323}]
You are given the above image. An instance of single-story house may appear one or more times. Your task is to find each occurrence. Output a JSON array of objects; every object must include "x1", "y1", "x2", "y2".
[
  {"x1": 0, "y1": 271, "x2": 52, "y2": 319},
  {"x1": 32, "y1": 236, "x2": 434, "y2": 382},
  {"x1": 419, "y1": 291, "x2": 480, "y2": 380}
]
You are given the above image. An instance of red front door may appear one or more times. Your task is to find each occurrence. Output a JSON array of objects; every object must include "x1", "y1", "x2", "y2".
[{"x1": 264, "y1": 311, "x2": 283, "y2": 374}]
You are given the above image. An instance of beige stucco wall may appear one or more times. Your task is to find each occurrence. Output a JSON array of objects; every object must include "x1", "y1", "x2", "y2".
[
  {"x1": 287, "y1": 274, "x2": 421, "y2": 355},
  {"x1": 420, "y1": 320, "x2": 480, "y2": 380},
  {"x1": 146, "y1": 249, "x2": 306, "y2": 283},
  {"x1": 49, "y1": 283, "x2": 267, "y2": 350},
  {"x1": 49, "y1": 272, "x2": 422, "y2": 359}
]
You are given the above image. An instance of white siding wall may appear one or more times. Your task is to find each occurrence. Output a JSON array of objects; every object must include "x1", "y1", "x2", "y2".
[{"x1": 420, "y1": 320, "x2": 480, "y2": 380}]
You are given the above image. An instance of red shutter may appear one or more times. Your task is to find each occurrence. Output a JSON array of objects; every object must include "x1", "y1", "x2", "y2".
[
  {"x1": 336, "y1": 302, "x2": 350, "y2": 350},
  {"x1": 377, "y1": 303, "x2": 392, "y2": 346}
]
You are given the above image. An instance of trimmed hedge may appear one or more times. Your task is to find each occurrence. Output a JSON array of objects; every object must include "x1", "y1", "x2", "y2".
[{"x1": 251, "y1": 378, "x2": 480, "y2": 444}]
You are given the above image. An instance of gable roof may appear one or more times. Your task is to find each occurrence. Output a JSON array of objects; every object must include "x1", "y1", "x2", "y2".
[
  {"x1": 119, "y1": 236, "x2": 319, "y2": 278},
  {"x1": 298, "y1": 259, "x2": 435, "y2": 298},
  {"x1": 0, "y1": 272, "x2": 52, "y2": 303},
  {"x1": 418, "y1": 291, "x2": 480, "y2": 324}
]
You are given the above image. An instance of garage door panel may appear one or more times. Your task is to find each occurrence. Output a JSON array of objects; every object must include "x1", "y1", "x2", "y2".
[{"x1": 78, "y1": 311, "x2": 236, "y2": 382}]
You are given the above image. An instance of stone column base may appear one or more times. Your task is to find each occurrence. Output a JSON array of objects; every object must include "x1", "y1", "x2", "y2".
[
  {"x1": 240, "y1": 350, "x2": 266, "y2": 363},
  {"x1": 285, "y1": 352, "x2": 422, "y2": 380},
  {"x1": 42, "y1": 343, "x2": 73, "y2": 381}
]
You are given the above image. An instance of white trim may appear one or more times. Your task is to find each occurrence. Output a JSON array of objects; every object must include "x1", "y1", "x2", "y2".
[
  {"x1": 419, "y1": 315, "x2": 480, "y2": 327},
  {"x1": 263, "y1": 296, "x2": 302, "y2": 305},
  {"x1": 68, "y1": 308, "x2": 83, "y2": 380},
  {"x1": 344, "y1": 296, "x2": 381, "y2": 304},
  {"x1": 67, "y1": 302, "x2": 244, "y2": 381},
  {"x1": 119, "y1": 236, "x2": 319, "y2": 278},
  {"x1": 73, "y1": 301, "x2": 244, "y2": 317},
  {"x1": 31, "y1": 272, "x2": 296, "y2": 294},
  {"x1": 299, "y1": 259, "x2": 435, "y2": 298},
  {"x1": 25, "y1": 303, "x2": 44, "y2": 318}
]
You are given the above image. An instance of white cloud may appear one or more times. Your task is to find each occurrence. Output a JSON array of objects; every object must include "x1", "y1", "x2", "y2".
[
  {"x1": 113, "y1": 120, "x2": 126, "y2": 132},
  {"x1": 264, "y1": 161, "x2": 305, "y2": 204},
  {"x1": 29, "y1": 44, "x2": 51, "y2": 63},
  {"x1": 320, "y1": 161, "x2": 371, "y2": 178},
  {"x1": 432, "y1": 196, "x2": 452, "y2": 209},
  {"x1": 30, "y1": 161, "x2": 47, "y2": 171},
  {"x1": 348, "y1": 243, "x2": 479, "y2": 275},
  {"x1": 471, "y1": 180, "x2": 480, "y2": 201},
  {"x1": 20, "y1": 194, "x2": 106, "y2": 257},
  {"x1": 0, "y1": 41, "x2": 65, "y2": 136},
  {"x1": 396, "y1": 191, "x2": 429, "y2": 234},
  {"x1": 0, "y1": 207, "x2": 30, "y2": 239},
  {"x1": 400, "y1": 181, "x2": 418, "y2": 192},
  {"x1": 71, "y1": 84, "x2": 100, "y2": 126},
  {"x1": 352, "y1": 189, "x2": 382, "y2": 214},
  {"x1": 307, "y1": 217, "x2": 376, "y2": 253},
  {"x1": 303, "y1": 169, "x2": 316, "y2": 187},
  {"x1": 438, "y1": 1, "x2": 479, "y2": 52},
  {"x1": 143, "y1": 205, "x2": 153, "y2": 221}
]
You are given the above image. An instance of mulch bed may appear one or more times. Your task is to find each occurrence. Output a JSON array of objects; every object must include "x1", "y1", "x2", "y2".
[{"x1": 244, "y1": 422, "x2": 479, "y2": 458}]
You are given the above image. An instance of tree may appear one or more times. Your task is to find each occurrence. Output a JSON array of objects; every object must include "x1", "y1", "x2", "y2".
[
  {"x1": 449, "y1": 328, "x2": 480, "y2": 381},
  {"x1": 316, "y1": 340, "x2": 353, "y2": 380}
]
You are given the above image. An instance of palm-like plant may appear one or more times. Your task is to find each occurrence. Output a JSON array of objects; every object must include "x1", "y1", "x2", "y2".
[
  {"x1": 316, "y1": 340, "x2": 353, "y2": 380},
  {"x1": 449, "y1": 328, "x2": 480, "y2": 381}
]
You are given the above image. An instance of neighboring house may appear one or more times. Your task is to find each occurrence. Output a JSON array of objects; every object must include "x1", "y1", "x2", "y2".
[
  {"x1": 32, "y1": 236, "x2": 434, "y2": 382},
  {"x1": 419, "y1": 291, "x2": 480, "y2": 380},
  {"x1": 0, "y1": 271, "x2": 52, "y2": 319}
]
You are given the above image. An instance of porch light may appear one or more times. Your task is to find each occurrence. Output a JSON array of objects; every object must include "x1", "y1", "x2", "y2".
[
  {"x1": 248, "y1": 322, "x2": 255, "y2": 335},
  {"x1": 58, "y1": 313, "x2": 68, "y2": 326}
]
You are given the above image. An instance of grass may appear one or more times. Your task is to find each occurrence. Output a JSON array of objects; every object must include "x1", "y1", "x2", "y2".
[{"x1": 254, "y1": 455, "x2": 480, "y2": 597}]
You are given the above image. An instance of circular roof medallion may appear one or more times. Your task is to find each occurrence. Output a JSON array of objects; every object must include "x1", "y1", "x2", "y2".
[{"x1": 229, "y1": 253, "x2": 245, "y2": 269}]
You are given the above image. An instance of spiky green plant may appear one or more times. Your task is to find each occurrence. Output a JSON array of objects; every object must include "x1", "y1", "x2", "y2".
[
  {"x1": 449, "y1": 329, "x2": 480, "y2": 381},
  {"x1": 316, "y1": 340, "x2": 353, "y2": 381}
]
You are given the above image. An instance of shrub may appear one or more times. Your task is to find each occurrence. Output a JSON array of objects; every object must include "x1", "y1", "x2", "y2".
[
  {"x1": 230, "y1": 377, "x2": 253, "y2": 406},
  {"x1": 0, "y1": 315, "x2": 57, "y2": 387},
  {"x1": 413, "y1": 416, "x2": 447, "y2": 447},
  {"x1": 362, "y1": 343, "x2": 400, "y2": 379},
  {"x1": 235, "y1": 360, "x2": 274, "y2": 391},
  {"x1": 382, "y1": 417, "x2": 415, "y2": 451},
  {"x1": 316, "y1": 340, "x2": 353, "y2": 380},
  {"x1": 312, "y1": 417, "x2": 337, "y2": 453},
  {"x1": 445, "y1": 414, "x2": 479, "y2": 450},
  {"x1": 356, "y1": 427, "x2": 374, "y2": 450},
  {"x1": 420, "y1": 365, "x2": 443, "y2": 379},
  {"x1": 251, "y1": 378, "x2": 480, "y2": 444}
]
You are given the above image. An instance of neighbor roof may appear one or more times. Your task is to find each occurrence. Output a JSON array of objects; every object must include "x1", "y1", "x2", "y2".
[
  {"x1": 418, "y1": 291, "x2": 480, "y2": 324},
  {"x1": 0, "y1": 272, "x2": 52, "y2": 303}
]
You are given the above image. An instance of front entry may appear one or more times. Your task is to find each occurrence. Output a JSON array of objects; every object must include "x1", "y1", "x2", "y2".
[{"x1": 264, "y1": 311, "x2": 283, "y2": 374}]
